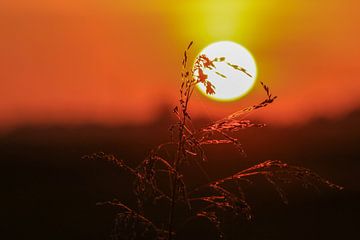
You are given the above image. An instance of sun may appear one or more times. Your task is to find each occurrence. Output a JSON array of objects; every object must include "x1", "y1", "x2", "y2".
[{"x1": 195, "y1": 41, "x2": 257, "y2": 102}]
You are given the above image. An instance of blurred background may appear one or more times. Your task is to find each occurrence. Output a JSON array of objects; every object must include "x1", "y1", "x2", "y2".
[
  {"x1": 1, "y1": 1, "x2": 359, "y2": 239},
  {"x1": 1, "y1": 0, "x2": 360, "y2": 129}
]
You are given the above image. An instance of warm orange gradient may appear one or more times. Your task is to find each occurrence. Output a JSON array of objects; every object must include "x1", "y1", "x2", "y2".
[{"x1": 1, "y1": 1, "x2": 360, "y2": 129}]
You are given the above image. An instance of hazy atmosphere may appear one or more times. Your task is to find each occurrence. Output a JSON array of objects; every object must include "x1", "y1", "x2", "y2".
[
  {"x1": 1, "y1": 1, "x2": 359, "y2": 240},
  {"x1": 1, "y1": 1, "x2": 360, "y2": 129}
]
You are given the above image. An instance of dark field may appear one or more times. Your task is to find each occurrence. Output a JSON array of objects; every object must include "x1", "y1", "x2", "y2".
[{"x1": 2, "y1": 109, "x2": 359, "y2": 239}]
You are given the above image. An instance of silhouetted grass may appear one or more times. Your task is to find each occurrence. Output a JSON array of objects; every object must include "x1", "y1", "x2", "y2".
[{"x1": 83, "y1": 41, "x2": 342, "y2": 240}]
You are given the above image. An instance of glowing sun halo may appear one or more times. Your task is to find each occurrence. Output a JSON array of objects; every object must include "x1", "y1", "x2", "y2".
[{"x1": 195, "y1": 41, "x2": 257, "y2": 102}]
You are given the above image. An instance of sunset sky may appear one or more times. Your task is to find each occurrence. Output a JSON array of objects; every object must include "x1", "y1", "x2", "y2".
[{"x1": 1, "y1": 0, "x2": 360, "y2": 129}]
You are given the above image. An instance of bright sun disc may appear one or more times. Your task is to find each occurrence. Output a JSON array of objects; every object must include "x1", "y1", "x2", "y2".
[{"x1": 195, "y1": 41, "x2": 257, "y2": 101}]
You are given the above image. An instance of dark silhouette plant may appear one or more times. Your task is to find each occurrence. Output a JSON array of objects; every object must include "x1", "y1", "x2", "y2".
[{"x1": 84, "y1": 41, "x2": 342, "y2": 240}]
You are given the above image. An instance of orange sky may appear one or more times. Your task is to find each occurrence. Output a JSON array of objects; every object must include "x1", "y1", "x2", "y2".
[{"x1": 1, "y1": 0, "x2": 360, "y2": 130}]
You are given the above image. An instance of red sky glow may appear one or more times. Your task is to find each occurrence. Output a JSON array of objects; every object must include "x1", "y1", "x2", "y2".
[{"x1": 1, "y1": 0, "x2": 360, "y2": 129}]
